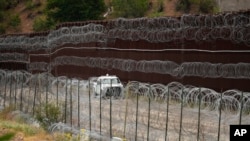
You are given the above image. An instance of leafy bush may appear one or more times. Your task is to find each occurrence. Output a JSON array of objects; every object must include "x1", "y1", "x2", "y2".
[
  {"x1": 199, "y1": 0, "x2": 218, "y2": 13},
  {"x1": 33, "y1": 16, "x2": 54, "y2": 32},
  {"x1": 176, "y1": 0, "x2": 218, "y2": 13},
  {"x1": 9, "y1": 14, "x2": 21, "y2": 27},
  {"x1": 0, "y1": 23, "x2": 5, "y2": 34},
  {"x1": 112, "y1": 0, "x2": 149, "y2": 18},
  {"x1": 35, "y1": 103, "x2": 62, "y2": 130},
  {"x1": 45, "y1": 0, "x2": 106, "y2": 22},
  {"x1": 176, "y1": 0, "x2": 191, "y2": 12}
]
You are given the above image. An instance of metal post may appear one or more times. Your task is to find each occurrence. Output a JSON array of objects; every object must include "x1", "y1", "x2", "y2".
[
  {"x1": 20, "y1": 72, "x2": 24, "y2": 111},
  {"x1": 3, "y1": 73, "x2": 7, "y2": 108},
  {"x1": 100, "y1": 80, "x2": 102, "y2": 135},
  {"x1": 56, "y1": 77, "x2": 59, "y2": 107},
  {"x1": 14, "y1": 71, "x2": 17, "y2": 109},
  {"x1": 123, "y1": 82, "x2": 129, "y2": 139},
  {"x1": 217, "y1": 91, "x2": 223, "y2": 141},
  {"x1": 78, "y1": 79, "x2": 80, "y2": 128},
  {"x1": 147, "y1": 86, "x2": 151, "y2": 141},
  {"x1": 239, "y1": 91, "x2": 244, "y2": 125},
  {"x1": 9, "y1": 72, "x2": 13, "y2": 106},
  {"x1": 89, "y1": 79, "x2": 92, "y2": 131},
  {"x1": 135, "y1": 83, "x2": 139, "y2": 141},
  {"x1": 33, "y1": 75, "x2": 38, "y2": 115},
  {"x1": 46, "y1": 73, "x2": 48, "y2": 107},
  {"x1": 165, "y1": 87, "x2": 170, "y2": 141},
  {"x1": 179, "y1": 88, "x2": 184, "y2": 141},
  {"x1": 65, "y1": 78, "x2": 68, "y2": 123},
  {"x1": 197, "y1": 87, "x2": 201, "y2": 141},
  {"x1": 70, "y1": 79, "x2": 73, "y2": 127},
  {"x1": 110, "y1": 80, "x2": 112, "y2": 139}
]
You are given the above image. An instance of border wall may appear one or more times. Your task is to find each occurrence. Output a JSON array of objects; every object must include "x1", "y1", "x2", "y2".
[{"x1": 0, "y1": 10, "x2": 250, "y2": 92}]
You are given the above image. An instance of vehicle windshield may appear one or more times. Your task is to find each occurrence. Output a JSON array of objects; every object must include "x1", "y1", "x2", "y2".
[{"x1": 101, "y1": 78, "x2": 120, "y2": 84}]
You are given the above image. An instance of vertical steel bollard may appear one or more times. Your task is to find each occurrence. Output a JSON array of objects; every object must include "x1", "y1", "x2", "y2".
[{"x1": 165, "y1": 87, "x2": 170, "y2": 141}]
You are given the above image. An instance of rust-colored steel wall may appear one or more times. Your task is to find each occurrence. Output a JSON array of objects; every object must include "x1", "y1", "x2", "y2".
[{"x1": 1, "y1": 10, "x2": 250, "y2": 92}]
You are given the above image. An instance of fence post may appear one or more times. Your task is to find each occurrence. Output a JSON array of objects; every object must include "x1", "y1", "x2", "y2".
[
  {"x1": 165, "y1": 86, "x2": 170, "y2": 141},
  {"x1": 197, "y1": 87, "x2": 201, "y2": 141},
  {"x1": 135, "y1": 82, "x2": 139, "y2": 141},
  {"x1": 239, "y1": 91, "x2": 244, "y2": 125},
  {"x1": 147, "y1": 85, "x2": 151, "y2": 141},
  {"x1": 100, "y1": 80, "x2": 102, "y2": 135},
  {"x1": 27, "y1": 79, "x2": 31, "y2": 113},
  {"x1": 20, "y1": 72, "x2": 24, "y2": 111},
  {"x1": 46, "y1": 73, "x2": 49, "y2": 107},
  {"x1": 70, "y1": 79, "x2": 73, "y2": 127},
  {"x1": 14, "y1": 71, "x2": 17, "y2": 109},
  {"x1": 123, "y1": 82, "x2": 129, "y2": 139},
  {"x1": 64, "y1": 78, "x2": 68, "y2": 123},
  {"x1": 9, "y1": 72, "x2": 12, "y2": 106},
  {"x1": 179, "y1": 87, "x2": 184, "y2": 141},
  {"x1": 33, "y1": 74, "x2": 38, "y2": 115},
  {"x1": 78, "y1": 79, "x2": 80, "y2": 128},
  {"x1": 217, "y1": 91, "x2": 223, "y2": 141},
  {"x1": 56, "y1": 77, "x2": 59, "y2": 107},
  {"x1": 89, "y1": 79, "x2": 92, "y2": 132},
  {"x1": 109, "y1": 79, "x2": 113, "y2": 139},
  {"x1": 3, "y1": 73, "x2": 7, "y2": 108}
]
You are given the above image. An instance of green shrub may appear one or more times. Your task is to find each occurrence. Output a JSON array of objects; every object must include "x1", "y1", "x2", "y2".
[
  {"x1": 35, "y1": 103, "x2": 62, "y2": 130},
  {"x1": 199, "y1": 0, "x2": 218, "y2": 13},
  {"x1": 176, "y1": 0, "x2": 218, "y2": 13},
  {"x1": 0, "y1": 133, "x2": 15, "y2": 141},
  {"x1": 0, "y1": 23, "x2": 5, "y2": 34},
  {"x1": 9, "y1": 14, "x2": 21, "y2": 27},
  {"x1": 33, "y1": 16, "x2": 55, "y2": 32},
  {"x1": 176, "y1": 0, "x2": 191, "y2": 12},
  {"x1": 112, "y1": 0, "x2": 149, "y2": 18}
]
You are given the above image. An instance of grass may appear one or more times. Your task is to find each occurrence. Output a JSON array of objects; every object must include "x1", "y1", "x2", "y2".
[{"x1": 0, "y1": 106, "x2": 52, "y2": 140}]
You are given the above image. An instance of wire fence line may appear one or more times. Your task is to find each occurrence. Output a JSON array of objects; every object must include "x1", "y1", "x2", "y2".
[{"x1": 0, "y1": 69, "x2": 250, "y2": 140}]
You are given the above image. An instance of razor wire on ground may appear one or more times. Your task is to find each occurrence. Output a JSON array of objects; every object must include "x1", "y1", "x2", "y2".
[
  {"x1": 0, "y1": 11, "x2": 250, "y2": 52},
  {"x1": 0, "y1": 69, "x2": 250, "y2": 140}
]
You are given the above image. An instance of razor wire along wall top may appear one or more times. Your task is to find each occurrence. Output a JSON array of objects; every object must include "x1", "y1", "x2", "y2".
[{"x1": 0, "y1": 10, "x2": 250, "y2": 91}]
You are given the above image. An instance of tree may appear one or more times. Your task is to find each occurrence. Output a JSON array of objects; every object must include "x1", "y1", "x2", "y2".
[
  {"x1": 112, "y1": 0, "x2": 149, "y2": 18},
  {"x1": 45, "y1": 0, "x2": 106, "y2": 23}
]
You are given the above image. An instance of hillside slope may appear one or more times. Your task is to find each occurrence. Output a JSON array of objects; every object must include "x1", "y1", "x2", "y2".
[{"x1": 5, "y1": 0, "x2": 250, "y2": 34}]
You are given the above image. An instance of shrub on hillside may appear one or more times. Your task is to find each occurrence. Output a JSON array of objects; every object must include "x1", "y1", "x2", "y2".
[
  {"x1": 9, "y1": 14, "x2": 21, "y2": 28},
  {"x1": 33, "y1": 16, "x2": 55, "y2": 32},
  {"x1": 176, "y1": 0, "x2": 218, "y2": 14},
  {"x1": 35, "y1": 103, "x2": 62, "y2": 131}
]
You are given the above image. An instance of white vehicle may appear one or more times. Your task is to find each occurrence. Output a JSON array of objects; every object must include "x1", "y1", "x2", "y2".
[{"x1": 92, "y1": 74, "x2": 123, "y2": 98}]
